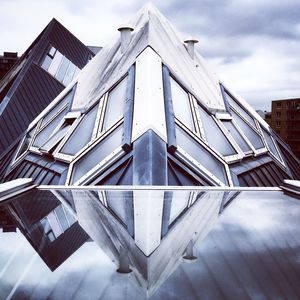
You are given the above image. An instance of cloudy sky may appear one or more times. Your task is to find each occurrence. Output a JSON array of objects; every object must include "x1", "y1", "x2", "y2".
[{"x1": 1, "y1": 0, "x2": 300, "y2": 111}]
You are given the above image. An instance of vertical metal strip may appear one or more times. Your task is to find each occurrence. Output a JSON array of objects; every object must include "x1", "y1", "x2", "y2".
[
  {"x1": 122, "y1": 65, "x2": 135, "y2": 152},
  {"x1": 162, "y1": 65, "x2": 177, "y2": 153}
]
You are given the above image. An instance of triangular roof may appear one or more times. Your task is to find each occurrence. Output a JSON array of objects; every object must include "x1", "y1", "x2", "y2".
[{"x1": 71, "y1": 2, "x2": 223, "y2": 111}]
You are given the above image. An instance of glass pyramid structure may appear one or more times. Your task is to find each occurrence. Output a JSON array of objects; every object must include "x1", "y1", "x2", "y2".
[{"x1": 2, "y1": 3, "x2": 300, "y2": 187}]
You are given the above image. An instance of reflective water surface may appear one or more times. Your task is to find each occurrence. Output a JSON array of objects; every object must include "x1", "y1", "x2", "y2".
[{"x1": 0, "y1": 188, "x2": 300, "y2": 299}]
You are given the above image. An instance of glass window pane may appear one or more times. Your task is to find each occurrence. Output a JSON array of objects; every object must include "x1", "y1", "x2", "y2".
[
  {"x1": 48, "y1": 46, "x2": 56, "y2": 57},
  {"x1": 222, "y1": 120, "x2": 252, "y2": 153},
  {"x1": 33, "y1": 108, "x2": 67, "y2": 148},
  {"x1": 225, "y1": 92, "x2": 256, "y2": 128},
  {"x1": 262, "y1": 128, "x2": 281, "y2": 160},
  {"x1": 41, "y1": 90, "x2": 72, "y2": 127},
  {"x1": 198, "y1": 105, "x2": 236, "y2": 156},
  {"x1": 102, "y1": 77, "x2": 127, "y2": 131},
  {"x1": 47, "y1": 211, "x2": 63, "y2": 238},
  {"x1": 175, "y1": 125, "x2": 227, "y2": 184},
  {"x1": 64, "y1": 207, "x2": 76, "y2": 226},
  {"x1": 54, "y1": 206, "x2": 69, "y2": 232},
  {"x1": 72, "y1": 125, "x2": 123, "y2": 184},
  {"x1": 41, "y1": 55, "x2": 52, "y2": 70},
  {"x1": 40, "y1": 123, "x2": 71, "y2": 153},
  {"x1": 106, "y1": 191, "x2": 127, "y2": 224},
  {"x1": 63, "y1": 62, "x2": 77, "y2": 86},
  {"x1": 56, "y1": 57, "x2": 70, "y2": 82},
  {"x1": 169, "y1": 191, "x2": 189, "y2": 224},
  {"x1": 231, "y1": 110, "x2": 264, "y2": 149},
  {"x1": 48, "y1": 51, "x2": 63, "y2": 76},
  {"x1": 61, "y1": 104, "x2": 99, "y2": 156},
  {"x1": 73, "y1": 67, "x2": 80, "y2": 79},
  {"x1": 171, "y1": 78, "x2": 195, "y2": 131},
  {"x1": 15, "y1": 127, "x2": 36, "y2": 159}
]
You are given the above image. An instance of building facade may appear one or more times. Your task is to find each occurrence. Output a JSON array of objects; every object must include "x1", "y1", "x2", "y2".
[
  {"x1": 0, "y1": 18, "x2": 95, "y2": 162},
  {"x1": 0, "y1": 52, "x2": 19, "y2": 81},
  {"x1": 267, "y1": 98, "x2": 300, "y2": 159}
]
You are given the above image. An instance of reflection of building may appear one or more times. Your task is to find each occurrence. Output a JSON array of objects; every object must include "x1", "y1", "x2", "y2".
[
  {"x1": 0, "y1": 18, "x2": 94, "y2": 160},
  {"x1": 1, "y1": 190, "x2": 89, "y2": 271},
  {"x1": 0, "y1": 4, "x2": 298, "y2": 187},
  {"x1": 73, "y1": 190, "x2": 227, "y2": 297},
  {"x1": 266, "y1": 98, "x2": 300, "y2": 159},
  {"x1": 0, "y1": 52, "x2": 19, "y2": 81}
]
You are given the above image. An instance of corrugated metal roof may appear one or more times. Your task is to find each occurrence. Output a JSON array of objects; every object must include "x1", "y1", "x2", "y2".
[
  {"x1": 0, "y1": 64, "x2": 64, "y2": 154},
  {"x1": 0, "y1": 18, "x2": 94, "y2": 156},
  {"x1": 5, "y1": 153, "x2": 67, "y2": 185},
  {"x1": 230, "y1": 154, "x2": 291, "y2": 187},
  {"x1": 48, "y1": 19, "x2": 94, "y2": 69},
  {"x1": 277, "y1": 142, "x2": 300, "y2": 180},
  {"x1": 0, "y1": 142, "x2": 18, "y2": 182}
]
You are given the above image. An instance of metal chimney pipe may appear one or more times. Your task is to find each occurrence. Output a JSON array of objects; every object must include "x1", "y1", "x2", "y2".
[
  {"x1": 116, "y1": 247, "x2": 132, "y2": 274},
  {"x1": 184, "y1": 37, "x2": 199, "y2": 59},
  {"x1": 183, "y1": 240, "x2": 197, "y2": 263},
  {"x1": 118, "y1": 24, "x2": 134, "y2": 54}
]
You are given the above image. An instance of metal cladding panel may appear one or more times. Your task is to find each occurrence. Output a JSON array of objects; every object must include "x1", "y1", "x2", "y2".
[
  {"x1": 37, "y1": 223, "x2": 90, "y2": 271},
  {"x1": 4, "y1": 154, "x2": 67, "y2": 185},
  {"x1": 0, "y1": 64, "x2": 64, "y2": 154},
  {"x1": 11, "y1": 190, "x2": 59, "y2": 224},
  {"x1": 0, "y1": 143, "x2": 18, "y2": 182},
  {"x1": 9, "y1": 193, "x2": 90, "y2": 271},
  {"x1": 237, "y1": 161, "x2": 289, "y2": 187},
  {"x1": 49, "y1": 20, "x2": 94, "y2": 69},
  {"x1": 278, "y1": 143, "x2": 300, "y2": 179},
  {"x1": 132, "y1": 130, "x2": 167, "y2": 185},
  {"x1": 167, "y1": 158, "x2": 210, "y2": 186}
]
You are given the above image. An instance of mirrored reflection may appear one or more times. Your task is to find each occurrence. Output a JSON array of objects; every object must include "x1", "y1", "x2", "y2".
[{"x1": 1, "y1": 188, "x2": 300, "y2": 299}]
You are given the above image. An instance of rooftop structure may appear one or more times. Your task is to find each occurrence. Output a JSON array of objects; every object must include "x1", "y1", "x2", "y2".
[
  {"x1": 0, "y1": 18, "x2": 95, "y2": 159},
  {"x1": 1, "y1": 4, "x2": 300, "y2": 299},
  {"x1": 0, "y1": 3, "x2": 299, "y2": 187}
]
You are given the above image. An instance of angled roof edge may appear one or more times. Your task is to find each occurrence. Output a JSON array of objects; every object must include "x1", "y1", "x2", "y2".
[
  {"x1": 0, "y1": 19, "x2": 60, "y2": 118},
  {"x1": 0, "y1": 18, "x2": 94, "y2": 116},
  {"x1": 220, "y1": 78, "x2": 272, "y2": 132},
  {"x1": 70, "y1": 2, "x2": 225, "y2": 112}
]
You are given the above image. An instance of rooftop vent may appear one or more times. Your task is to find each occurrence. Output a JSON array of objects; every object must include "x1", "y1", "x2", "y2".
[
  {"x1": 184, "y1": 37, "x2": 199, "y2": 59},
  {"x1": 118, "y1": 24, "x2": 134, "y2": 54}
]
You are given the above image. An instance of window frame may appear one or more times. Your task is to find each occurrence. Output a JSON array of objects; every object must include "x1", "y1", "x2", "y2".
[
  {"x1": 223, "y1": 90, "x2": 268, "y2": 156},
  {"x1": 40, "y1": 44, "x2": 79, "y2": 86},
  {"x1": 66, "y1": 119, "x2": 126, "y2": 185},
  {"x1": 169, "y1": 75, "x2": 198, "y2": 133},
  {"x1": 53, "y1": 99, "x2": 104, "y2": 162},
  {"x1": 9, "y1": 125, "x2": 39, "y2": 169},
  {"x1": 194, "y1": 99, "x2": 245, "y2": 163},
  {"x1": 173, "y1": 122, "x2": 233, "y2": 186},
  {"x1": 53, "y1": 68, "x2": 134, "y2": 163},
  {"x1": 258, "y1": 125, "x2": 286, "y2": 166},
  {"x1": 164, "y1": 68, "x2": 244, "y2": 164}
]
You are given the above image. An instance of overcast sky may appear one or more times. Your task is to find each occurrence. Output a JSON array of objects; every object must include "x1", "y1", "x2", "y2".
[{"x1": 1, "y1": 0, "x2": 300, "y2": 111}]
